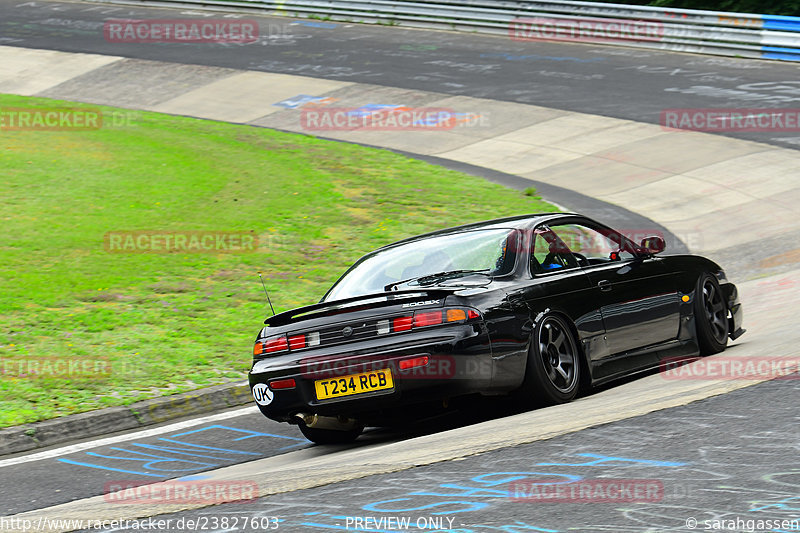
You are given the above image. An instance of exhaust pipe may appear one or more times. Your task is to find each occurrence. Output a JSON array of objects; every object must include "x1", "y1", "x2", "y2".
[{"x1": 294, "y1": 413, "x2": 358, "y2": 431}]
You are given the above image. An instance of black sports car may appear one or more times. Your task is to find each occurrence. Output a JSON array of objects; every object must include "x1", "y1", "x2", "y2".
[{"x1": 248, "y1": 213, "x2": 744, "y2": 444}]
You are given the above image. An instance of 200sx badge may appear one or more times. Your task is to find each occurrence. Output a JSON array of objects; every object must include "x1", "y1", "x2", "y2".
[{"x1": 401, "y1": 299, "x2": 439, "y2": 308}]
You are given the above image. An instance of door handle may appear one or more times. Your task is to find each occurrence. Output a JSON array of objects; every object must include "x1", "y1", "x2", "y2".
[{"x1": 597, "y1": 280, "x2": 612, "y2": 291}]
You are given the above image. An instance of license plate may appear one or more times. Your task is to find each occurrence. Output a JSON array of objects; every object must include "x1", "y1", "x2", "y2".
[{"x1": 314, "y1": 368, "x2": 394, "y2": 400}]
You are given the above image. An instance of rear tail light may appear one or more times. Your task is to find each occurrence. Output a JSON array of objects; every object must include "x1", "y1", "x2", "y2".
[
  {"x1": 399, "y1": 355, "x2": 429, "y2": 370},
  {"x1": 288, "y1": 334, "x2": 306, "y2": 350},
  {"x1": 255, "y1": 307, "x2": 481, "y2": 356},
  {"x1": 446, "y1": 309, "x2": 467, "y2": 322},
  {"x1": 255, "y1": 334, "x2": 288, "y2": 355},
  {"x1": 414, "y1": 311, "x2": 443, "y2": 327},
  {"x1": 393, "y1": 316, "x2": 413, "y2": 332},
  {"x1": 377, "y1": 319, "x2": 390, "y2": 335},
  {"x1": 256, "y1": 331, "x2": 319, "y2": 356},
  {"x1": 269, "y1": 378, "x2": 296, "y2": 390},
  {"x1": 377, "y1": 307, "x2": 480, "y2": 335},
  {"x1": 307, "y1": 332, "x2": 320, "y2": 346}
]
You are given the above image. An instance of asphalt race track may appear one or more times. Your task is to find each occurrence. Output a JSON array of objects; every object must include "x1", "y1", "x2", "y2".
[
  {"x1": 0, "y1": 398, "x2": 547, "y2": 515},
  {"x1": 3, "y1": 0, "x2": 800, "y2": 151},
  {"x1": 1, "y1": 2, "x2": 799, "y2": 532},
  {"x1": 78, "y1": 378, "x2": 800, "y2": 533}
]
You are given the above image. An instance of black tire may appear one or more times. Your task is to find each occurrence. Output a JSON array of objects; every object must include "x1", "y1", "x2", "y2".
[
  {"x1": 298, "y1": 423, "x2": 363, "y2": 445},
  {"x1": 694, "y1": 273, "x2": 728, "y2": 355},
  {"x1": 518, "y1": 314, "x2": 581, "y2": 407}
]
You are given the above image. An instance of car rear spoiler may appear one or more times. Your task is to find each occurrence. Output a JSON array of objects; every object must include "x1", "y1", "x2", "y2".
[{"x1": 264, "y1": 288, "x2": 459, "y2": 326}]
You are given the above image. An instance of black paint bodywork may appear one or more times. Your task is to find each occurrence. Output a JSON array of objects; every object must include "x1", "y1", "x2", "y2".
[{"x1": 248, "y1": 213, "x2": 743, "y2": 426}]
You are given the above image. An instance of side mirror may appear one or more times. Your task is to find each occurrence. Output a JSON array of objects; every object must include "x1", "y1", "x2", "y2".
[{"x1": 640, "y1": 236, "x2": 666, "y2": 254}]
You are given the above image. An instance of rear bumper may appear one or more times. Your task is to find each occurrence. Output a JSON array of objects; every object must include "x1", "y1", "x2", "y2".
[{"x1": 248, "y1": 325, "x2": 492, "y2": 423}]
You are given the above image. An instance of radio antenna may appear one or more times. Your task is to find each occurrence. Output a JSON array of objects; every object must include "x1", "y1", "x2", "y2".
[{"x1": 258, "y1": 272, "x2": 275, "y2": 316}]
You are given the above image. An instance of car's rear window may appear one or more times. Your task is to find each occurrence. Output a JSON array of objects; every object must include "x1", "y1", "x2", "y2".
[{"x1": 325, "y1": 228, "x2": 519, "y2": 301}]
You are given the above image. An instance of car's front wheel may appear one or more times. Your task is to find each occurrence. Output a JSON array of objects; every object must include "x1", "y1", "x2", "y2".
[
  {"x1": 298, "y1": 423, "x2": 363, "y2": 445},
  {"x1": 695, "y1": 273, "x2": 728, "y2": 355},
  {"x1": 518, "y1": 314, "x2": 581, "y2": 407}
]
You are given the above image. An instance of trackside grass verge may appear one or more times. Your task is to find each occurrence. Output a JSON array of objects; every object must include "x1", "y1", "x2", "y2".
[{"x1": 0, "y1": 94, "x2": 557, "y2": 427}]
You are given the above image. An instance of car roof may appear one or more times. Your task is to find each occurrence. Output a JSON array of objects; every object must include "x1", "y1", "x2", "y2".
[{"x1": 374, "y1": 212, "x2": 579, "y2": 251}]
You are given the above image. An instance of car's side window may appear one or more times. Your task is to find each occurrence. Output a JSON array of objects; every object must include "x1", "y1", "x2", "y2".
[
  {"x1": 530, "y1": 226, "x2": 580, "y2": 275},
  {"x1": 549, "y1": 223, "x2": 636, "y2": 266}
]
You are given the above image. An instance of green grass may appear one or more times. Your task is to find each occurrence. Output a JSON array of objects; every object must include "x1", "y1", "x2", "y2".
[{"x1": 0, "y1": 94, "x2": 557, "y2": 427}]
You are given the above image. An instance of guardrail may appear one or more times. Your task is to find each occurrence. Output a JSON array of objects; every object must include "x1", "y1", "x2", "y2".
[{"x1": 93, "y1": 0, "x2": 800, "y2": 61}]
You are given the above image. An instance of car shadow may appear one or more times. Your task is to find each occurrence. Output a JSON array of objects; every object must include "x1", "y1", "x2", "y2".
[{"x1": 304, "y1": 348, "x2": 749, "y2": 448}]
